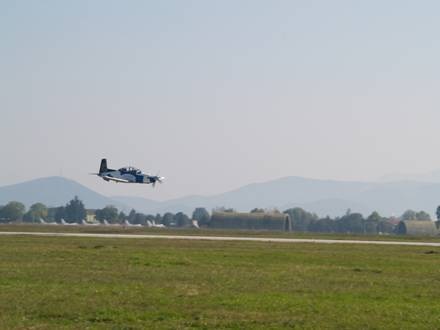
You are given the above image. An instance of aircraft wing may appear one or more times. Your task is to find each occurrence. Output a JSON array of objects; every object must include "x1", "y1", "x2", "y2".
[{"x1": 102, "y1": 176, "x2": 131, "y2": 183}]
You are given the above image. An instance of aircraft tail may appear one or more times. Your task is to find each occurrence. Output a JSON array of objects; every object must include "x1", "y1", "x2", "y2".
[{"x1": 99, "y1": 159, "x2": 108, "y2": 174}]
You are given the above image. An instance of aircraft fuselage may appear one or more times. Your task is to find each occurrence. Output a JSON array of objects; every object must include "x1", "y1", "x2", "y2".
[{"x1": 95, "y1": 159, "x2": 164, "y2": 186}]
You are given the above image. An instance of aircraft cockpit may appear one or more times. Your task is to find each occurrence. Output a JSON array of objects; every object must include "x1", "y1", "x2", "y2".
[{"x1": 119, "y1": 166, "x2": 142, "y2": 174}]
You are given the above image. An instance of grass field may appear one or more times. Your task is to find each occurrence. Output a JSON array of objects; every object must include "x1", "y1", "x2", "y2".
[{"x1": 1, "y1": 234, "x2": 440, "y2": 329}]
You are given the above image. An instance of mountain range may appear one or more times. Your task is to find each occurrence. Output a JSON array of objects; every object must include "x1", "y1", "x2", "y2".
[
  {"x1": 1, "y1": 176, "x2": 440, "y2": 217},
  {"x1": 0, "y1": 177, "x2": 130, "y2": 211}
]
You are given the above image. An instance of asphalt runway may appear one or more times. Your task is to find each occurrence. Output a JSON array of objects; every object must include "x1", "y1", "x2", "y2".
[{"x1": 1, "y1": 231, "x2": 440, "y2": 247}]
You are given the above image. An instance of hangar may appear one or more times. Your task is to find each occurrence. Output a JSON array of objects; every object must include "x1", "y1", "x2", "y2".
[{"x1": 395, "y1": 220, "x2": 439, "y2": 236}]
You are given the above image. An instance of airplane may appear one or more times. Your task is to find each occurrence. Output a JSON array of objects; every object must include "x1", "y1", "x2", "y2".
[
  {"x1": 92, "y1": 159, "x2": 165, "y2": 187},
  {"x1": 123, "y1": 219, "x2": 143, "y2": 227},
  {"x1": 60, "y1": 219, "x2": 79, "y2": 226},
  {"x1": 147, "y1": 220, "x2": 165, "y2": 228},
  {"x1": 79, "y1": 219, "x2": 100, "y2": 226},
  {"x1": 38, "y1": 218, "x2": 57, "y2": 225}
]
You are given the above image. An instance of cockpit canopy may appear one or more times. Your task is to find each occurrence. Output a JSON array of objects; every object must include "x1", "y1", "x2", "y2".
[{"x1": 119, "y1": 166, "x2": 142, "y2": 174}]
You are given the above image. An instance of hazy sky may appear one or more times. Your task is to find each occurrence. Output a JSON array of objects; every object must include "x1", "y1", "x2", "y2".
[{"x1": 1, "y1": 1, "x2": 440, "y2": 200}]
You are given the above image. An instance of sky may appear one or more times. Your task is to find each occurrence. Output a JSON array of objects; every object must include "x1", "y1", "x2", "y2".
[{"x1": 1, "y1": 0, "x2": 440, "y2": 200}]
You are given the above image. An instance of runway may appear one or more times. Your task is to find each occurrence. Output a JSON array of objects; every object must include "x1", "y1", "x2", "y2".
[{"x1": 1, "y1": 231, "x2": 440, "y2": 247}]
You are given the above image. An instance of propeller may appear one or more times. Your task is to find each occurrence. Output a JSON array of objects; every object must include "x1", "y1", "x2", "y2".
[{"x1": 151, "y1": 173, "x2": 165, "y2": 187}]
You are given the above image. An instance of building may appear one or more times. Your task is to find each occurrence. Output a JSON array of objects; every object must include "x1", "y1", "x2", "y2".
[
  {"x1": 395, "y1": 220, "x2": 439, "y2": 236},
  {"x1": 86, "y1": 209, "x2": 97, "y2": 223},
  {"x1": 209, "y1": 211, "x2": 292, "y2": 231}
]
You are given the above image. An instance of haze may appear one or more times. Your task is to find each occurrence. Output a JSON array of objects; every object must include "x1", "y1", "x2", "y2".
[{"x1": 1, "y1": 1, "x2": 440, "y2": 200}]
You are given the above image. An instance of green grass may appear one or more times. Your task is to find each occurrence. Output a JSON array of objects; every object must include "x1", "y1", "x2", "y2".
[{"x1": 1, "y1": 235, "x2": 440, "y2": 329}]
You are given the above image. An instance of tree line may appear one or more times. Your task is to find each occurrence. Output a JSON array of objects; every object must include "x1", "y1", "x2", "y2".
[
  {"x1": 0, "y1": 197, "x2": 210, "y2": 228},
  {"x1": 0, "y1": 197, "x2": 439, "y2": 234},
  {"x1": 282, "y1": 207, "x2": 438, "y2": 234},
  {"x1": 0, "y1": 197, "x2": 87, "y2": 223}
]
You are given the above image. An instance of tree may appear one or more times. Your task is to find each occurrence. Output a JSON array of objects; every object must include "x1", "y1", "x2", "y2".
[
  {"x1": 133, "y1": 213, "x2": 147, "y2": 225},
  {"x1": 362, "y1": 211, "x2": 382, "y2": 235},
  {"x1": 46, "y1": 207, "x2": 58, "y2": 222},
  {"x1": 128, "y1": 209, "x2": 136, "y2": 223},
  {"x1": 401, "y1": 210, "x2": 431, "y2": 221},
  {"x1": 336, "y1": 213, "x2": 364, "y2": 233},
  {"x1": 364, "y1": 220, "x2": 378, "y2": 234},
  {"x1": 64, "y1": 196, "x2": 86, "y2": 223},
  {"x1": 437, "y1": 206, "x2": 440, "y2": 221},
  {"x1": 145, "y1": 214, "x2": 155, "y2": 223},
  {"x1": 0, "y1": 201, "x2": 26, "y2": 221},
  {"x1": 54, "y1": 206, "x2": 66, "y2": 222},
  {"x1": 415, "y1": 211, "x2": 431, "y2": 221},
  {"x1": 95, "y1": 206, "x2": 119, "y2": 223},
  {"x1": 250, "y1": 208, "x2": 265, "y2": 213},
  {"x1": 118, "y1": 211, "x2": 127, "y2": 222},
  {"x1": 367, "y1": 211, "x2": 382, "y2": 222},
  {"x1": 23, "y1": 203, "x2": 48, "y2": 223},
  {"x1": 401, "y1": 210, "x2": 417, "y2": 221},
  {"x1": 309, "y1": 217, "x2": 335, "y2": 233},
  {"x1": 174, "y1": 212, "x2": 191, "y2": 227},
  {"x1": 192, "y1": 208, "x2": 210, "y2": 226},
  {"x1": 162, "y1": 212, "x2": 175, "y2": 226},
  {"x1": 283, "y1": 208, "x2": 318, "y2": 232}
]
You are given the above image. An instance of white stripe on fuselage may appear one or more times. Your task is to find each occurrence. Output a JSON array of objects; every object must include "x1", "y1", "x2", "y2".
[{"x1": 101, "y1": 170, "x2": 135, "y2": 183}]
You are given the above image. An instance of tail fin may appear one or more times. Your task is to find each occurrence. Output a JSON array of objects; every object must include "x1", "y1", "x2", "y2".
[{"x1": 99, "y1": 159, "x2": 108, "y2": 174}]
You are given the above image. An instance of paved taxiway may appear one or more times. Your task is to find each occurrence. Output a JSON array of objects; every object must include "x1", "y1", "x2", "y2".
[{"x1": 0, "y1": 231, "x2": 440, "y2": 247}]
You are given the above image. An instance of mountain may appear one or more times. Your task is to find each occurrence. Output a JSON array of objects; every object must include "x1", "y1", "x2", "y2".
[
  {"x1": 380, "y1": 170, "x2": 440, "y2": 183},
  {"x1": 2, "y1": 176, "x2": 440, "y2": 218},
  {"x1": 282, "y1": 198, "x2": 371, "y2": 218},
  {"x1": 112, "y1": 176, "x2": 440, "y2": 217},
  {"x1": 0, "y1": 176, "x2": 130, "y2": 210}
]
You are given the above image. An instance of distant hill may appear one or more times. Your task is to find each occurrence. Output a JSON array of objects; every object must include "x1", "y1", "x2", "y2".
[
  {"x1": 2, "y1": 176, "x2": 440, "y2": 217},
  {"x1": 112, "y1": 176, "x2": 440, "y2": 217},
  {"x1": 0, "y1": 176, "x2": 129, "y2": 210},
  {"x1": 380, "y1": 170, "x2": 440, "y2": 183}
]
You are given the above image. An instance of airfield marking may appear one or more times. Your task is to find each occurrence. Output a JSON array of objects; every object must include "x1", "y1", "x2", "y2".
[{"x1": 0, "y1": 231, "x2": 440, "y2": 247}]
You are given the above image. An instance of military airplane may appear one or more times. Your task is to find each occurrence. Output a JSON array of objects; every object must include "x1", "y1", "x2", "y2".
[{"x1": 92, "y1": 159, "x2": 165, "y2": 187}]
